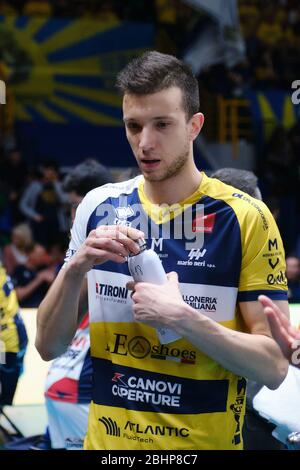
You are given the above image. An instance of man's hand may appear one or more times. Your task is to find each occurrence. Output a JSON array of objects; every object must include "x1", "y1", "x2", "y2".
[
  {"x1": 258, "y1": 294, "x2": 300, "y2": 366},
  {"x1": 37, "y1": 268, "x2": 56, "y2": 284},
  {"x1": 68, "y1": 225, "x2": 144, "y2": 276},
  {"x1": 128, "y1": 272, "x2": 186, "y2": 328}
]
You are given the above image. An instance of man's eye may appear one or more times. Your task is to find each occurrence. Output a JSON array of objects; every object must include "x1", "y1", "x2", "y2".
[
  {"x1": 127, "y1": 123, "x2": 141, "y2": 132},
  {"x1": 156, "y1": 122, "x2": 169, "y2": 129}
]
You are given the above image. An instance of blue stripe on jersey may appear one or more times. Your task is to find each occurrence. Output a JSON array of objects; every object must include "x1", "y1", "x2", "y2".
[
  {"x1": 14, "y1": 313, "x2": 28, "y2": 350},
  {"x1": 88, "y1": 193, "x2": 242, "y2": 289},
  {"x1": 92, "y1": 357, "x2": 229, "y2": 414},
  {"x1": 77, "y1": 347, "x2": 93, "y2": 403},
  {"x1": 238, "y1": 290, "x2": 288, "y2": 302},
  {"x1": 3, "y1": 280, "x2": 13, "y2": 297}
]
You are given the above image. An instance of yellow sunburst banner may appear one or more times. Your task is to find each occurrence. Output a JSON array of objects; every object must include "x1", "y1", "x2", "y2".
[{"x1": 0, "y1": 15, "x2": 154, "y2": 124}]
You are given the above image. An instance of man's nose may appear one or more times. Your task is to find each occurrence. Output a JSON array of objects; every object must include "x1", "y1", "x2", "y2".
[{"x1": 139, "y1": 127, "x2": 155, "y2": 151}]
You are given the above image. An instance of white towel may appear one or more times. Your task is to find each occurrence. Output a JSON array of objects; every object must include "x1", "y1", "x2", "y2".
[{"x1": 253, "y1": 365, "x2": 300, "y2": 444}]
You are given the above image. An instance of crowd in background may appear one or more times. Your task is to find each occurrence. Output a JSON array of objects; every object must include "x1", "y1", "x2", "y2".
[
  {"x1": 0, "y1": 0, "x2": 300, "y2": 306},
  {"x1": 1, "y1": 0, "x2": 299, "y2": 92}
]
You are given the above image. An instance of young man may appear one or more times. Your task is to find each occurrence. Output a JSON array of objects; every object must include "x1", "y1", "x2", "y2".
[{"x1": 36, "y1": 51, "x2": 289, "y2": 450}]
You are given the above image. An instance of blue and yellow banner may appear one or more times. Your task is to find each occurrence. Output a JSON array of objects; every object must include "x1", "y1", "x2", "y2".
[
  {"x1": 0, "y1": 15, "x2": 154, "y2": 165},
  {"x1": 246, "y1": 89, "x2": 299, "y2": 145}
]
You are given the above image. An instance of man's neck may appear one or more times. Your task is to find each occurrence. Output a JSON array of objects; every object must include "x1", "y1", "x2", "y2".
[{"x1": 143, "y1": 164, "x2": 202, "y2": 205}]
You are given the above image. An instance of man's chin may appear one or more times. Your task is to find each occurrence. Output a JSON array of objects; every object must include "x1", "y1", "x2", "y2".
[{"x1": 142, "y1": 172, "x2": 165, "y2": 182}]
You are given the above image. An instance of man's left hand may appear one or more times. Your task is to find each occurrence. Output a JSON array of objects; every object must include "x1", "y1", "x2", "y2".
[{"x1": 127, "y1": 272, "x2": 186, "y2": 327}]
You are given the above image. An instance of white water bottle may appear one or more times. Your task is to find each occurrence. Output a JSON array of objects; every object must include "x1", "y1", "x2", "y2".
[{"x1": 128, "y1": 239, "x2": 181, "y2": 344}]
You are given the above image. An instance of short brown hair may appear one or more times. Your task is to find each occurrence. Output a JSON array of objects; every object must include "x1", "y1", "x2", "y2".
[{"x1": 116, "y1": 50, "x2": 199, "y2": 120}]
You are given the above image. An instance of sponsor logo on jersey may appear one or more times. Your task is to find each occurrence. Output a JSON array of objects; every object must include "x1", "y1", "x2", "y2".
[
  {"x1": 106, "y1": 333, "x2": 196, "y2": 364},
  {"x1": 230, "y1": 377, "x2": 246, "y2": 446},
  {"x1": 65, "y1": 438, "x2": 84, "y2": 449},
  {"x1": 98, "y1": 416, "x2": 189, "y2": 443},
  {"x1": 268, "y1": 238, "x2": 278, "y2": 251},
  {"x1": 262, "y1": 238, "x2": 283, "y2": 270},
  {"x1": 115, "y1": 206, "x2": 135, "y2": 219},
  {"x1": 177, "y1": 248, "x2": 215, "y2": 268},
  {"x1": 124, "y1": 420, "x2": 189, "y2": 438},
  {"x1": 95, "y1": 283, "x2": 129, "y2": 303},
  {"x1": 99, "y1": 416, "x2": 121, "y2": 437},
  {"x1": 268, "y1": 258, "x2": 280, "y2": 270},
  {"x1": 188, "y1": 248, "x2": 207, "y2": 261},
  {"x1": 150, "y1": 238, "x2": 168, "y2": 258},
  {"x1": 232, "y1": 193, "x2": 269, "y2": 230},
  {"x1": 111, "y1": 372, "x2": 183, "y2": 408},
  {"x1": 182, "y1": 295, "x2": 217, "y2": 312},
  {"x1": 192, "y1": 213, "x2": 216, "y2": 233},
  {"x1": 267, "y1": 270, "x2": 287, "y2": 286},
  {"x1": 113, "y1": 205, "x2": 134, "y2": 227}
]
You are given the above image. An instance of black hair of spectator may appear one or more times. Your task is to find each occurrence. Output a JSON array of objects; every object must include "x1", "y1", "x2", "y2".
[
  {"x1": 62, "y1": 159, "x2": 113, "y2": 197},
  {"x1": 210, "y1": 168, "x2": 260, "y2": 199},
  {"x1": 116, "y1": 50, "x2": 199, "y2": 120}
]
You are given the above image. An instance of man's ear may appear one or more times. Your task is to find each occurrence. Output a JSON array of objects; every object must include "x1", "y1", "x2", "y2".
[{"x1": 189, "y1": 112, "x2": 204, "y2": 141}]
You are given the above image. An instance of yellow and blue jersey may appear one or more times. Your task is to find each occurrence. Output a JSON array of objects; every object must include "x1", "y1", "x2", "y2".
[
  {"x1": 0, "y1": 264, "x2": 27, "y2": 353},
  {"x1": 67, "y1": 173, "x2": 287, "y2": 450}
]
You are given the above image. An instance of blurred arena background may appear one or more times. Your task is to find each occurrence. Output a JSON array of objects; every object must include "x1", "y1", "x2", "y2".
[{"x1": 0, "y1": 0, "x2": 300, "y2": 450}]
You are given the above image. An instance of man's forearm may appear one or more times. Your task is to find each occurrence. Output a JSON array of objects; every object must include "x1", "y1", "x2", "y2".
[
  {"x1": 171, "y1": 303, "x2": 289, "y2": 389},
  {"x1": 36, "y1": 265, "x2": 86, "y2": 360}
]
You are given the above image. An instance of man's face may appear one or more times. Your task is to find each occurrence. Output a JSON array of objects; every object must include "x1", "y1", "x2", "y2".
[
  {"x1": 43, "y1": 167, "x2": 57, "y2": 182},
  {"x1": 123, "y1": 87, "x2": 197, "y2": 182}
]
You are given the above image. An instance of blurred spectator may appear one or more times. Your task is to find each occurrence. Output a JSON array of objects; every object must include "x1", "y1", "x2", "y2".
[
  {"x1": 0, "y1": 148, "x2": 28, "y2": 225},
  {"x1": 238, "y1": 0, "x2": 300, "y2": 88},
  {"x1": 62, "y1": 158, "x2": 112, "y2": 201},
  {"x1": 115, "y1": 166, "x2": 141, "y2": 183},
  {"x1": 2, "y1": 223, "x2": 33, "y2": 275},
  {"x1": 254, "y1": 42, "x2": 277, "y2": 88},
  {"x1": 0, "y1": 262, "x2": 28, "y2": 406},
  {"x1": 0, "y1": 55, "x2": 15, "y2": 150},
  {"x1": 210, "y1": 167, "x2": 261, "y2": 198},
  {"x1": 257, "y1": 6, "x2": 283, "y2": 48},
  {"x1": 0, "y1": 1, "x2": 17, "y2": 15},
  {"x1": 19, "y1": 160, "x2": 68, "y2": 250},
  {"x1": 0, "y1": 178, "x2": 11, "y2": 247},
  {"x1": 11, "y1": 243, "x2": 54, "y2": 308},
  {"x1": 23, "y1": 0, "x2": 52, "y2": 16},
  {"x1": 286, "y1": 256, "x2": 300, "y2": 303},
  {"x1": 62, "y1": 158, "x2": 113, "y2": 224},
  {"x1": 91, "y1": 1, "x2": 120, "y2": 21},
  {"x1": 263, "y1": 125, "x2": 298, "y2": 254}
]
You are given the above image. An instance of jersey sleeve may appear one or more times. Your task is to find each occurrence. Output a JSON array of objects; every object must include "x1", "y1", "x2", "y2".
[
  {"x1": 237, "y1": 200, "x2": 288, "y2": 302},
  {"x1": 64, "y1": 196, "x2": 92, "y2": 263}
]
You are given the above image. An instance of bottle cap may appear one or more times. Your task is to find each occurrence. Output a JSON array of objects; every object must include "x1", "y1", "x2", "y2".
[{"x1": 129, "y1": 238, "x2": 147, "y2": 257}]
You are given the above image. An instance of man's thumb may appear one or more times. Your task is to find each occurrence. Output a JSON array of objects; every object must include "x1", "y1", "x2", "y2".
[{"x1": 167, "y1": 271, "x2": 179, "y2": 283}]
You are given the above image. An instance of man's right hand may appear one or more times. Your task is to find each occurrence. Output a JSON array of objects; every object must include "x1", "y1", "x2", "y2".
[{"x1": 67, "y1": 225, "x2": 144, "y2": 276}]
